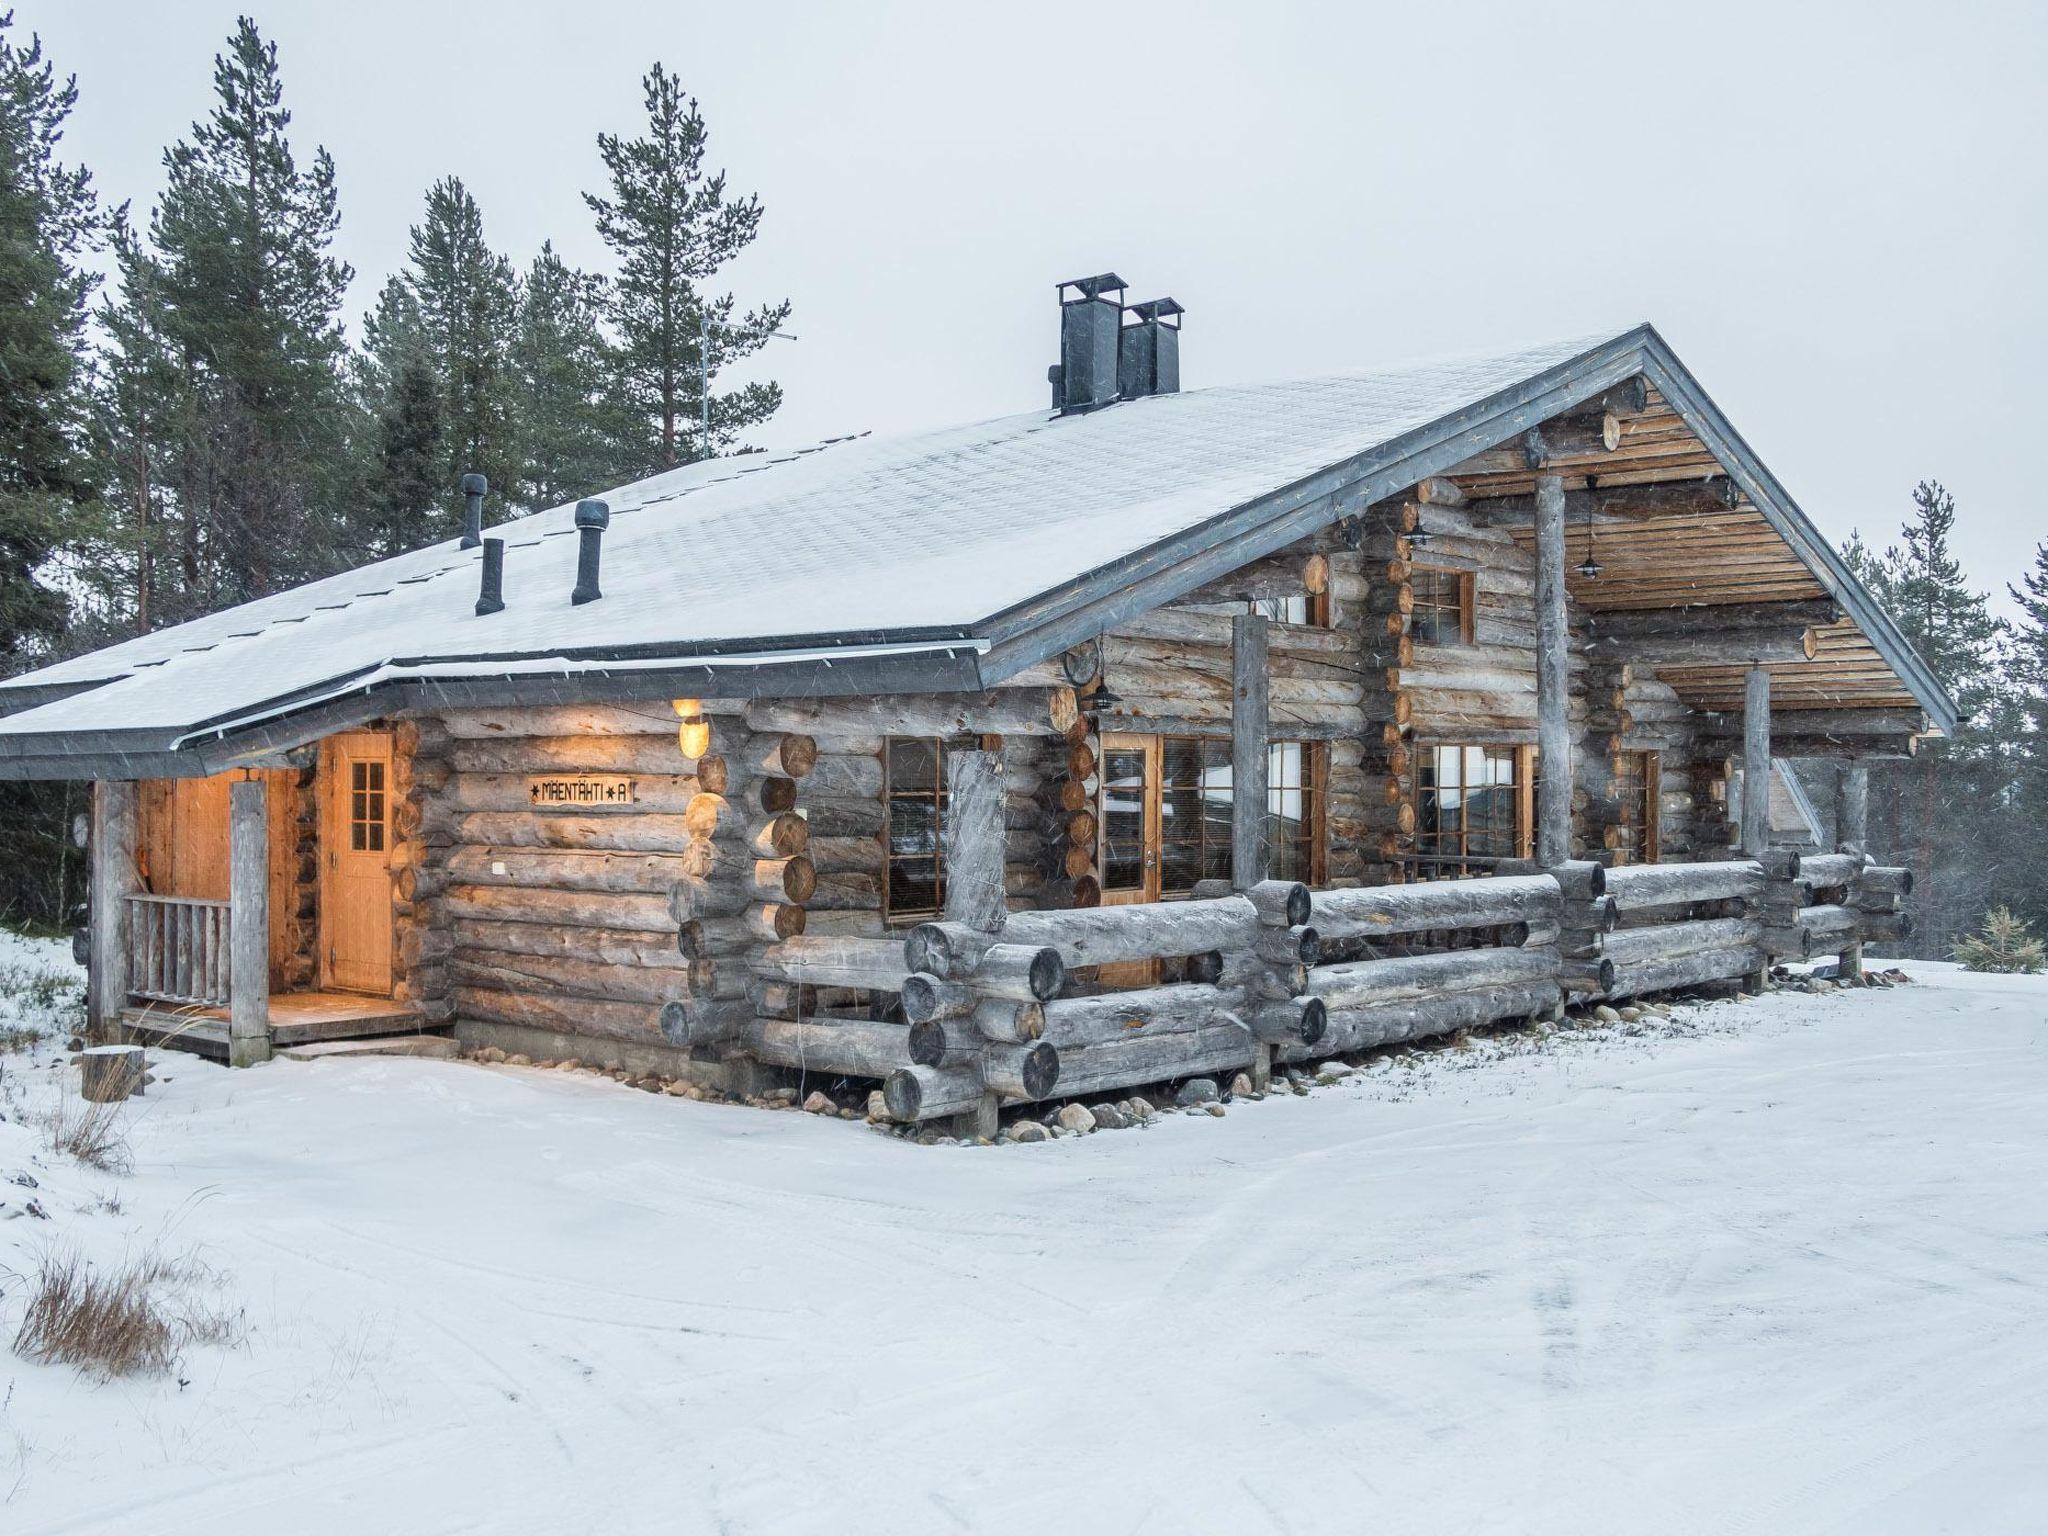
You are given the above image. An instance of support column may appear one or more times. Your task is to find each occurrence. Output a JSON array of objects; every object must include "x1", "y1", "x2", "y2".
[
  {"x1": 1835, "y1": 760, "x2": 1869, "y2": 979},
  {"x1": 1533, "y1": 472, "x2": 1572, "y2": 867},
  {"x1": 87, "y1": 780, "x2": 139, "y2": 1040},
  {"x1": 1835, "y1": 762, "x2": 1868, "y2": 854},
  {"x1": 1740, "y1": 666, "x2": 1771, "y2": 857},
  {"x1": 942, "y1": 749, "x2": 1005, "y2": 1139},
  {"x1": 228, "y1": 775, "x2": 272, "y2": 1068},
  {"x1": 1231, "y1": 611, "x2": 1270, "y2": 890}
]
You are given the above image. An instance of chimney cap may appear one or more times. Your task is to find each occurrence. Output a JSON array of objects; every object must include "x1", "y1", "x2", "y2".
[
  {"x1": 575, "y1": 498, "x2": 611, "y2": 530},
  {"x1": 1058, "y1": 272, "x2": 1126, "y2": 302},
  {"x1": 1126, "y1": 297, "x2": 1184, "y2": 325},
  {"x1": 460, "y1": 472, "x2": 488, "y2": 496}
]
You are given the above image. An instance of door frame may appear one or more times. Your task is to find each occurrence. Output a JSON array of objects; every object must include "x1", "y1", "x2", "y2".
[{"x1": 317, "y1": 731, "x2": 396, "y2": 996}]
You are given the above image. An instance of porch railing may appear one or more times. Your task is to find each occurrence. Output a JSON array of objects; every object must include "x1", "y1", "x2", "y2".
[{"x1": 126, "y1": 894, "x2": 233, "y2": 1008}]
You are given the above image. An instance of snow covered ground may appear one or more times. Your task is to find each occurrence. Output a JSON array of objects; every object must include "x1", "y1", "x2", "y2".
[{"x1": 2, "y1": 935, "x2": 2045, "y2": 1535}]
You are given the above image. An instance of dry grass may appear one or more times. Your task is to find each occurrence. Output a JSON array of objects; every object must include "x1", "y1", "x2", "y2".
[
  {"x1": 41, "y1": 1096, "x2": 132, "y2": 1175},
  {"x1": 11, "y1": 1248, "x2": 243, "y2": 1380}
]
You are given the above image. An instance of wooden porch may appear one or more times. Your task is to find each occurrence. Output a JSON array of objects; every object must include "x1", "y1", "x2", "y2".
[{"x1": 120, "y1": 991, "x2": 431, "y2": 1061}]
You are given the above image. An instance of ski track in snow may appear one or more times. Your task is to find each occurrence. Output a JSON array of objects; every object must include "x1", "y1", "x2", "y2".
[{"x1": 2, "y1": 953, "x2": 2045, "y2": 1534}]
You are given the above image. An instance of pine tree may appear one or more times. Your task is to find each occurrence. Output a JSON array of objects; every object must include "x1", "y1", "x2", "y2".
[
  {"x1": 585, "y1": 65, "x2": 790, "y2": 475},
  {"x1": 403, "y1": 177, "x2": 521, "y2": 513},
  {"x1": 80, "y1": 210, "x2": 180, "y2": 640},
  {"x1": 1845, "y1": 481, "x2": 2010, "y2": 956},
  {"x1": 0, "y1": 12, "x2": 98, "y2": 936},
  {"x1": 515, "y1": 243, "x2": 626, "y2": 508},
  {"x1": 2005, "y1": 540, "x2": 2048, "y2": 931},
  {"x1": 0, "y1": 10, "x2": 99, "y2": 666},
  {"x1": 368, "y1": 351, "x2": 443, "y2": 560},
  {"x1": 140, "y1": 16, "x2": 353, "y2": 604}
]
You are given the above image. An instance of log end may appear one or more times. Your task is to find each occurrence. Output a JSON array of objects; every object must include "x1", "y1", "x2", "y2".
[
  {"x1": 1027, "y1": 946, "x2": 1066, "y2": 1002},
  {"x1": 901, "y1": 972, "x2": 946, "y2": 1025},
  {"x1": 1018, "y1": 1041, "x2": 1060, "y2": 1100},
  {"x1": 1300, "y1": 997, "x2": 1328, "y2": 1047},
  {"x1": 882, "y1": 1068, "x2": 924, "y2": 1123},
  {"x1": 908, "y1": 1019, "x2": 949, "y2": 1069}
]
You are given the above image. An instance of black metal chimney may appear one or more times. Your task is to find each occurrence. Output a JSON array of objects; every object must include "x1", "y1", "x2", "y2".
[
  {"x1": 1119, "y1": 298, "x2": 1183, "y2": 399},
  {"x1": 571, "y1": 499, "x2": 610, "y2": 605},
  {"x1": 475, "y1": 537, "x2": 505, "y2": 616},
  {"x1": 1047, "y1": 273, "x2": 1126, "y2": 414},
  {"x1": 460, "y1": 472, "x2": 487, "y2": 548}
]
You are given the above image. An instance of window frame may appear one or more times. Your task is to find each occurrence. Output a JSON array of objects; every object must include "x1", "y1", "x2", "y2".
[
  {"x1": 1409, "y1": 565, "x2": 1475, "y2": 647},
  {"x1": 1099, "y1": 733, "x2": 1330, "y2": 898},
  {"x1": 881, "y1": 734, "x2": 975, "y2": 926},
  {"x1": 1410, "y1": 741, "x2": 1533, "y2": 879},
  {"x1": 1612, "y1": 748, "x2": 1662, "y2": 866}
]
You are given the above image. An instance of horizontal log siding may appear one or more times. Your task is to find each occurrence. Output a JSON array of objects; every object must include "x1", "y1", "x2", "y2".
[{"x1": 424, "y1": 703, "x2": 714, "y2": 1047}]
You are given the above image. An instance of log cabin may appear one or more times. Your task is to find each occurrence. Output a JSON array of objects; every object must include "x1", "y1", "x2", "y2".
[{"x1": 0, "y1": 279, "x2": 1954, "y2": 1135}]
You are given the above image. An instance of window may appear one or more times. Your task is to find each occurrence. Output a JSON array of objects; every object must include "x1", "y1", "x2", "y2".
[
  {"x1": 1414, "y1": 744, "x2": 1528, "y2": 878},
  {"x1": 1159, "y1": 737, "x2": 1234, "y2": 893},
  {"x1": 884, "y1": 736, "x2": 972, "y2": 924},
  {"x1": 349, "y1": 760, "x2": 386, "y2": 852},
  {"x1": 1267, "y1": 740, "x2": 1325, "y2": 885},
  {"x1": 1147, "y1": 736, "x2": 1326, "y2": 895},
  {"x1": 1250, "y1": 590, "x2": 1330, "y2": 627},
  {"x1": 1410, "y1": 566, "x2": 1473, "y2": 646},
  {"x1": 1613, "y1": 750, "x2": 1661, "y2": 865}
]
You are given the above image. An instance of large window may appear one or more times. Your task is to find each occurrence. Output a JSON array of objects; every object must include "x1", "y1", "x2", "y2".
[
  {"x1": 1410, "y1": 566, "x2": 1474, "y2": 647},
  {"x1": 1151, "y1": 736, "x2": 1325, "y2": 895},
  {"x1": 1414, "y1": 744, "x2": 1529, "y2": 878},
  {"x1": 1613, "y1": 749, "x2": 1661, "y2": 865},
  {"x1": 884, "y1": 736, "x2": 972, "y2": 924}
]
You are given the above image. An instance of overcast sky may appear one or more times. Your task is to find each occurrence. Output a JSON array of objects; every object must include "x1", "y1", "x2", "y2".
[{"x1": 33, "y1": 1, "x2": 2047, "y2": 612}]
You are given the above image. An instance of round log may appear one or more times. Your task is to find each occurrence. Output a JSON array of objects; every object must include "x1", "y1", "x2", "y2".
[
  {"x1": 1606, "y1": 944, "x2": 1766, "y2": 1000},
  {"x1": 1604, "y1": 860, "x2": 1762, "y2": 912},
  {"x1": 1297, "y1": 979, "x2": 1561, "y2": 1059},
  {"x1": 883, "y1": 1064, "x2": 984, "y2": 1123},
  {"x1": 1048, "y1": 1022, "x2": 1255, "y2": 1098},
  {"x1": 749, "y1": 935, "x2": 909, "y2": 991},
  {"x1": 1309, "y1": 875, "x2": 1560, "y2": 941},
  {"x1": 743, "y1": 1016, "x2": 914, "y2": 1077},
  {"x1": 901, "y1": 973, "x2": 975, "y2": 1023}
]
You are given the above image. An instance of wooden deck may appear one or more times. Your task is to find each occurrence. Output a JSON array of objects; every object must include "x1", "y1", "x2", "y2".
[{"x1": 121, "y1": 991, "x2": 433, "y2": 1060}]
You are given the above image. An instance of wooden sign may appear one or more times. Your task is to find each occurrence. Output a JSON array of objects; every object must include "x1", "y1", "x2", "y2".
[{"x1": 527, "y1": 774, "x2": 640, "y2": 810}]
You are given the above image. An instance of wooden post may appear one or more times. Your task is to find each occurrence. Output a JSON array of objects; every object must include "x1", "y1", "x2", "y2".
[
  {"x1": 228, "y1": 776, "x2": 272, "y2": 1068},
  {"x1": 1835, "y1": 762, "x2": 1869, "y2": 854},
  {"x1": 1231, "y1": 611, "x2": 1270, "y2": 891},
  {"x1": 942, "y1": 750, "x2": 1006, "y2": 933},
  {"x1": 1835, "y1": 762, "x2": 1869, "y2": 980},
  {"x1": 87, "y1": 780, "x2": 139, "y2": 1040},
  {"x1": 941, "y1": 750, "x2": 1004, "y2": 1138},
  {"x1": 1740, "y1": 666, "x2": 1771, "y2": 857},
  {"x1": 1533, "y1": 472, "x2": 1572, "y2": 867}
]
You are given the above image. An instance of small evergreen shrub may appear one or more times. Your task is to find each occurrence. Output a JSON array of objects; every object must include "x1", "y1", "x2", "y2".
[{"x1": 1951, "y1": 907, "x2": 2046, "y2": 974}]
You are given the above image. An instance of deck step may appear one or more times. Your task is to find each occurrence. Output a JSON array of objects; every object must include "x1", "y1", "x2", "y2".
[{"x1": 277, "y1": 1034, "x2": 459, "y2": 1061}]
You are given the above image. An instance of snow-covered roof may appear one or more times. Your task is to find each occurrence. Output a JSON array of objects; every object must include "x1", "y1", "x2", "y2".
[{"x1": 0, "y1": 321, "x2": 1958, "y2": 775}]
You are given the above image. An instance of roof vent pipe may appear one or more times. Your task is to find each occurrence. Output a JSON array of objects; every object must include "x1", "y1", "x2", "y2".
[
  {"x1": 1048, "y1": 272, "x2": 1125, "y2": 414},
  {"x1": 571, "y1": 499, "x2": 610, "y2": 605},
  {"x1": 475, "y1": 537, "x2": 505, "y2": 616},
  {"x1": 460, "y1": 472, "x2": 487, "y2": 549},
  {"x1": 1118, "y1": 298, "x2": 1183, "y2": 399}
]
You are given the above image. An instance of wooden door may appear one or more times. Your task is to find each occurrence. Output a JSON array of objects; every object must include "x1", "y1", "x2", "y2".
[
  {"x1": 319, "y1": 732, "x2": 394, "y2": 995},
  {"x1": 1096, "y1": 733, "x2": 1161, "y2": 986}
]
